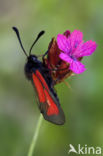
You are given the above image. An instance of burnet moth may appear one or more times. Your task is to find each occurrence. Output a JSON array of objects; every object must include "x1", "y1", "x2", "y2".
[{"x1": 13, "y1": 27, "x2": 65, "y2": 125}]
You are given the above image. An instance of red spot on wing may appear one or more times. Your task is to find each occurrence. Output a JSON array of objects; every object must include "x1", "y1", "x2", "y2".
[
  {"x1": 44, "y1": 89, "x2": 59, "y2": 116},
  {"x1": 35, "y1": 70, "x2": 49, "y2": 91},
  {"x1": 32, "y1": 73, "x2": 46, "y2": 103},
  {"x1": 33, "y1": 70, "x2": 59, "y2": 116}
]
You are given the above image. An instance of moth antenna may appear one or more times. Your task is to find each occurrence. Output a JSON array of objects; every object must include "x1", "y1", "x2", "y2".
[
  {"x1": 12, "y1": 27, "x2": 28, "y2": 57},
  {"x1": 29, "y1": 30, "x2": 45, "y2": 56}
]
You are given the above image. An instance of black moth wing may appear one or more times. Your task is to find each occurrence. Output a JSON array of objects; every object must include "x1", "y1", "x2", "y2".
[{"x1": 31, "y1": 69, "x2": 65, "y2": 125}]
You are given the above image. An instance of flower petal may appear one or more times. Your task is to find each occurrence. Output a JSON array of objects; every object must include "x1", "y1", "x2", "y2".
[
  {"x1": 74, "y1": 40, "x2": 97, "y2": 58},
  {"x1": 70, "y1": 30, "x2": 83, "y2": 50},
  {"x1": 70, "y1": 60, "x2": 86, "y2": 74},
  {"x1": 59, "y1": 52, "x2": 86, "y2": 74},
  {"x1": 59, "y1": 52, "x2": 73, "y2": 63},
  {"x1": 63, "y1": 30, "x2": 71, "y2": 38},
  {"x1": 57, "y1": 34, "x2": 71, "y2": 54}
]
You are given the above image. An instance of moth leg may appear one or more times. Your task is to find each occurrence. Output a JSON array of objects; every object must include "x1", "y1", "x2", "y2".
[{"x1": 42, "y1": 51, "x2": 48, "y2": 60}]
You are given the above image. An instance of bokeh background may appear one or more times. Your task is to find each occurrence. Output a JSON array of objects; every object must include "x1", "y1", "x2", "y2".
[{"x1": 0, "y1": 0, "x2": 103, "y2": 156}]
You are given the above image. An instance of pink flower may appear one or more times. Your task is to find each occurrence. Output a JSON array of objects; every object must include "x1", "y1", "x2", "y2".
[{"x1": 57, "y1": 30, "x2": 97, "y2": 74}]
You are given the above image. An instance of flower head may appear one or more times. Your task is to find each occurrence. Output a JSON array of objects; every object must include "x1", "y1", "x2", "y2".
[{"x1": 57, "y1": 30, "x2": 97, "y2": 74}]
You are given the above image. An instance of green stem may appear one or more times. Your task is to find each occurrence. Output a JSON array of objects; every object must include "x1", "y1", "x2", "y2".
[{"x1": 28, "y1": 114, "x2": 43, "y2": 156}]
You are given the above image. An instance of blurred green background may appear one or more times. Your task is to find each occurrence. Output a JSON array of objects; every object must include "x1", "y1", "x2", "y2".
[{"x1": 0, "y1": 0, "x2": 103, "y2": 156}]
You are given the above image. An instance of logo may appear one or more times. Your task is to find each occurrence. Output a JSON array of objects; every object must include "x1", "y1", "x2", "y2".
[{"x1": 68, "y1": 144, "x2": 102, "y2": 155}]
